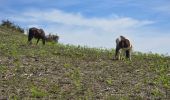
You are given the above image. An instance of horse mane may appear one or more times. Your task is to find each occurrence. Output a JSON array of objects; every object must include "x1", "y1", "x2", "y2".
[{"x1": 120, "y1": 35, "x2": 126, "y2": 40}]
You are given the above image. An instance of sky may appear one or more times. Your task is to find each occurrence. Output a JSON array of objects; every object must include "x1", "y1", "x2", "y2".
[{"x1": 0, "y1": 0, "x2": 170, "y2": 55}]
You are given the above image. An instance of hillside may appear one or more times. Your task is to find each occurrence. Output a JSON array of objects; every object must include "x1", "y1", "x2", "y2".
[{"x1": 0, "y1": 26, "x2": 169, "y2": 99}]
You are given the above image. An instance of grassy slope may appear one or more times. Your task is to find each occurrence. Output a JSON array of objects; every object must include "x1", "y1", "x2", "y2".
[{"x1": 0, "y1": 26, "x2": 169, "y2": 99}]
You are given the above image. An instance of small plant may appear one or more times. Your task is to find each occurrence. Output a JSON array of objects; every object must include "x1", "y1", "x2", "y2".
[
  {"x1": 151, "y1": 88, "x2": 163, "y2": 97},
  {"x1": 30, "y1": 86, "x2": 47, "y2": 98},
  {"x1": 0, "y1": 65, "x2": 7, "y2": 73},
  {"x1": 64, "y1": 63, "x2": 71, "y2": 68},
  {"x1": 9, "y1": 94, "x2": 20, "y2": 100},
  {"x1": 85, "y1": 88, "x2": 94, "y2": 100},
  {"x1": 106, "y1": 78, "x2": 113, "y2": 85},
  {"x1": 49, "y1": 84, "x2": 60, "y2": 94},
  {"x1": 70, "y1": 68, "x2": 82, "y2": 90}
]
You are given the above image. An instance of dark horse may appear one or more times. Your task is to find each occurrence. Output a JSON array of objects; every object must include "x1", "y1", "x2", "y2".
[
  {"x1": 115, "y1": 36, "x2": 132, "y2": 60},
  {"x1": 28, "y1": 27, "x2": 46, "y2": 45}
]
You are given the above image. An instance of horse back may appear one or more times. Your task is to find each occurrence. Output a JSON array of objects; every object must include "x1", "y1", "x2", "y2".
[
  {"x1": 119, "y1": 39, "x2": 131, "y2": 48},
  {"x1": 29, "y1": 27, "x2": 45, "y2": 39}
]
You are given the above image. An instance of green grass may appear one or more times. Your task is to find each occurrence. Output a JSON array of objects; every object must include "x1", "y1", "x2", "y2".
[
  {"x1": 30, "y1": 86, "x2": 48, "y2": 98},
  {"x1": 0, "y1": 26, "x2": 169, "y2": 99}
]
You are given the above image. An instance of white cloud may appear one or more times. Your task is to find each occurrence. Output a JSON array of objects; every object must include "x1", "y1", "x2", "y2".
[
  {"x1": 21, "y1": 9, "x2": 154, "y2": 32},
  {"x1": 134, "y1": 36, "x2": 170, "y2": 54}
]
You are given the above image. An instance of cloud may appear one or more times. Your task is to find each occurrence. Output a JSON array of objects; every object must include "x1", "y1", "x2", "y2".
[
  {"x1": 14, "y1": 9, "x2": 154, "y2": 32},
  {"x1": 134, "y1": 35, "x2": 170, "y2": 54},
  {"x1": 14, "y1": 9, "x2": 153, "y2": 39}
]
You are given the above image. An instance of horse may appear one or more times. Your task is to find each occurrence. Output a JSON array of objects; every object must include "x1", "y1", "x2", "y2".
[
  {"x1": 28, "y1": 27, "x2": 46, "y2": 45},
  {"x1": 114, "y1": 36, "x2": 132, "y2": 60}
]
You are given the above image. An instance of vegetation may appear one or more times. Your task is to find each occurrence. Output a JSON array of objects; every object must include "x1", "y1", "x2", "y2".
[
  {"x1": 0, "y1": 25, "x2": 169, "y2": 99},
  {"x1": 0, "y1": 20, "x2": 24, "y2": 33},
  {"x1": 46, "y1": 33, "x2": 59, "y2": 43}
]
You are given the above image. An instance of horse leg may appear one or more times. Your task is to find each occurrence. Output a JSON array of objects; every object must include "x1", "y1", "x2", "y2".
[
  {"x1": 129, "y1": 49, "x2": 132, "y2": 61},
  {"x1": 42, "y1": 39, "x2": 45, "y2": 45},
  {"x1": 36, "y1": 38, "x2": 40, "y2": 45},
  {"x1": 28, "y1": 37, "x2": 33, "y2": 45},
  {"x1": 126, "y1": 50, "x2": 131, "y2": 61},
  {"x1": 126, "y1": 50, "x2": 129, "y2": 58},
  {"x1": 115, "y1": 47, "x2": 120, "y2": 60},
  {"x1": 118, "y1": 50, "x2": 122, "y2": 60}
]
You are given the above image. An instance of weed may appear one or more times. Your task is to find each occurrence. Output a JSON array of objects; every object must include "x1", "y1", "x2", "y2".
[
  {"x1": 49, "y1": 84, "x2": 60, "y2": 94},
  {"x1": 9, "y1": 95, "x2": 19, "y2": 100},
  {"x1": 30, "y1": 86, "x2": 48, "y2": 98},
  {"x1": 106, "y1": 78, "x2": 113, "y2": 85},
  {"x1": 84, "y1": 88, "x2": 94, "y2": 100},
  {"x1": 64, "y1": 63, "x2": 71, "y2": 68},
  {"x1": 0, "y1": 65, "x2": 7, "y2": 73},
  {"x1": 151, "y1": 88, "x2": 163, "y2": 97}
]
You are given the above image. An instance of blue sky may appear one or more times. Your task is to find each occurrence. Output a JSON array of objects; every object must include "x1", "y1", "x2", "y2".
[{"x1": 0, "y1": 0, "x2": 170, "y2": 54}]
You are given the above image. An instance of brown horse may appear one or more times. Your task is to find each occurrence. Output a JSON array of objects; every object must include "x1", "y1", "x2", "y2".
[
  {"x1": 28, "y1": 27, "x2": 46, "y2": 45},
  {"x1": 115, "y1": 36, "x2": 132, "y2": 60}
]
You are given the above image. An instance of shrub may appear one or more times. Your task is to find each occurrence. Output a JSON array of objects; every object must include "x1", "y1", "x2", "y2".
[{"x1": 1, "y1": 20, "x2": 24, "y2": 33}]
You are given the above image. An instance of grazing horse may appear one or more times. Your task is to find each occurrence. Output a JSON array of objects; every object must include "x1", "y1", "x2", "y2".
[
  {"x1": 115, "y1": 36, "x2": 132, "y2": 60},
  {"x1": 46, "y1": 34, "x2": 59, "y2": 43},
  {"x1": 28, "y1": 27, "x2": 46, "y2": 45}
]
